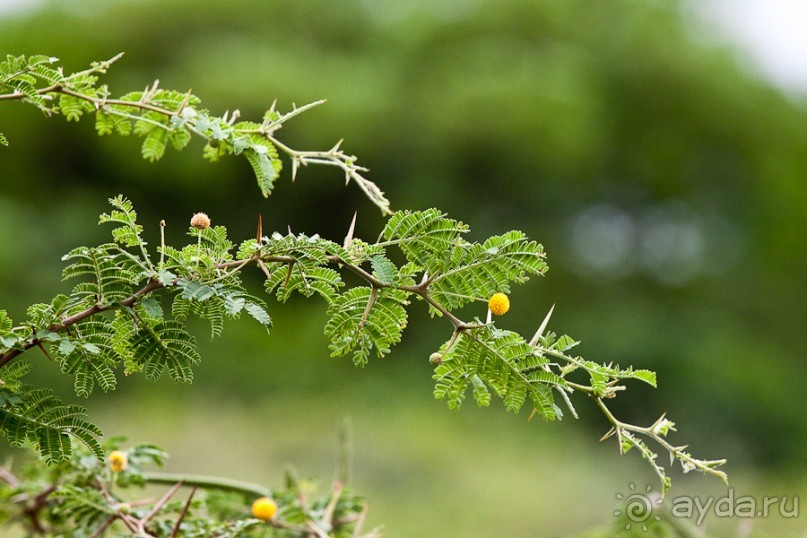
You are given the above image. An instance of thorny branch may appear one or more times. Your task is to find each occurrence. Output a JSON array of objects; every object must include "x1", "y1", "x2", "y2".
[
  {"x1": 0, "y1": 223, "x2": 727, "y2": 491},
  {"x1": 0, "y1": 53, "x2": 392, "y2": 215}
]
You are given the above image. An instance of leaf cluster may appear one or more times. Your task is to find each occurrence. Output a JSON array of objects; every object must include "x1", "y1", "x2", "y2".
[
  {"x1": 0, "y1": 440, "x2": 376, "y2": 537},
  {"x1": 0, "y1": 54, "x2": 387, "y2": 211},
  {"x1": 0, "y1": 194, "x2": 726, "y2": 492}
]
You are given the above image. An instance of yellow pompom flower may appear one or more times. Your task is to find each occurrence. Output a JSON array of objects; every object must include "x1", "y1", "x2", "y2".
[
  {"x1": 251, "y1": 496, "x2": 278, "y2": 521},
  {"x1": 488, "y1": 293, "x2": 510, "y2": 316},
  {"x1": 108, "y1": 450, "x2": 128, "y2": 473}
]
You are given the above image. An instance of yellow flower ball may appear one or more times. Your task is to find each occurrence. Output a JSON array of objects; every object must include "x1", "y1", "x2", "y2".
[
  {"x1": 488, "y1": 293, "x2": 510, "y2": 316},
  {"x1": 251, "y1": 496, "x2": 278, "y2": 521},
  {"x1": 108, "y1": 450, "x2": 128, "y2": 473}
]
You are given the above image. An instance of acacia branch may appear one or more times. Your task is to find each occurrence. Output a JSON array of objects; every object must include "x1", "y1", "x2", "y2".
[
  {"x1": 594, "y1": 397, "x2": 728, "y2": 484},
  {"x1": 144, "y1": 472, "x2": 268, "y2": 498},
  {"x1": 0, "y1": 66, "x2": 392, "y2": 214},
  {"x1": 0, "y1": 246, "x2": 485, "y2": 373},
  {"x1": 0, "y1": 278, "x2": 164, "y2": 369}
]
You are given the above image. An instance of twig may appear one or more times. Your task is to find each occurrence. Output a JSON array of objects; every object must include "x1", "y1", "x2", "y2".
[
  {"x1": 144, "y1": 472, "x2": 269, "y2": 498},
  {"x1": 89, "y1": 516, "x2": 115, "y2": 538},
  {"x1": 171, "y1": 486, "x2": 197, "y2": 538},
  {"x1": 141, "y1": 480, "x2": 184, "y2": 525}
]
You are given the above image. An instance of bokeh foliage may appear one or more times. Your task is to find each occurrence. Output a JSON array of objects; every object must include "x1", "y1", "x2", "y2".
[{"x1": 1, "y1": 0, "x2": 806, "y2": 535}]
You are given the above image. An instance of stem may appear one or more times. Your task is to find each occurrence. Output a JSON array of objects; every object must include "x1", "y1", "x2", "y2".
[
  {"x1": 357, "y1": 287, "x2": 378, "y2": 330},
  {"x1": 143, "y1": 472, "x2": 269, "y2": 498},
  {"x1": 594, "y1": 397, "x2": 728, "y2": 483},
  {"x1": 0, "y1": 278, "x2": 163, "y2": 369},
  {"x1": 412, "y1": 288, "x2": 466, "y2": 328},
  {"x1": 1, "y1": 67, "x2": 392, "y2": 214},
  {"x1": 0, "y1": 246, "x2": 458, "y2": 370},
  {"x1": 338, "y1": 258, "x2": 385, "y2": 289},
  {"x1": 159, "y1": 220, "x2": 166, "y2": 272},
  {"x1": 195, "y1": 233, "x2": 202, "y2": 272},
  {"x1": 171, "y1": 487, "x2": 197, "y2": 538}
]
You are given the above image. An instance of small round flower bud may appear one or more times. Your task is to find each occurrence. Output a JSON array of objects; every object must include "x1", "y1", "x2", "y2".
[
  {"x1": 429, "y1": 352, "x2": 443, "y2": 366},
  {"x1": 190, "y1": 212, "x2": 211, "y2": 229},
  {"x1": 488, "y1": 293, "x2": 510, "y2": 316},
  {"x1": 108, "y1": 450, "x2": 128, "y2": 473},
  {"x1": 251, "y1": 496, "x2": 278, "y2": 521},
  {"x1": 117, "y1": 502, "x2": 132, "y2": 515}
]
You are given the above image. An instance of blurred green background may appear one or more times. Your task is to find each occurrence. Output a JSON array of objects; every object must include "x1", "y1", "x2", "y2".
[{"x1": 1, "y1": 0, "x2": 806, "y2": 535}]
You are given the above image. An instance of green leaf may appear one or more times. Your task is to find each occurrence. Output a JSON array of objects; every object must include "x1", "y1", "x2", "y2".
[
  {"x1": 224, "y1": 295, "x2": 245, "y2": 316},
  {"x1": 98, "y1": 195, "x2": 148, "y2": 251},
  {"x1": 529, "y1": 383, "x2": 558, "y2": 421},
  {"x1": 630, "y1": 369, "x2": 657, "y2": 387},
  {"x1": 381, "y1": 209, "x2": 467, "y2": 272},
  {"x1": 325, "y1": 287, "x2": 410, "y2": 366},
  {"x1": 430, "y1": 231, "x2": 547, "y2": 311},
  {"x1": 471, "y1": 374, "x2": 491, "y2": 407},
  {"x1": 52, "y1": 485, "x2": 113, "y2": 529},
  {"x1": 0, "y1": 360, "x2": 31, "y2": 392},
  {"x1": 54, "y1": 319, "x2": 120, "y2": 398},
  {"x1": 244, "y1": 301, "x2": 271, "y2": 327},
  {"x1": 264, "y1": 265, "x2": 342, "y2": 304},
  {"x1": 433, "y1": 326, "x2": 560, "y2": 419},
  {"x1": 244, "y1": 147, "x2": 278, "y2": 197},
  {"x1": 552, "y1": 334, "x2": 579, "y2": 352},
  {"x1": 95, "y1": 109, "x2": 133, "y2": 137},
  {"x1": 589, "y1": 370, "x2": 608, "y2": 397},
  {"x1": 504, "y1": 382, "x2": 527, "y2": 413},
  {"x1": 139, "y1": 297, "x2": 164, "y2": 320},
  {"x1": 169, "y1": 126, "x2": 192, "y2": 151},
  {"x1": 0, "y1": 309, "x2": 13, "y2": 337},
  {"x1": 133, "y1": 110, "x2": 165, "y2": 137},
  {"x1": 0, "y1": 385, "x2": 104, "y2": 463},
  {"x1": 370, "y1": 254, "x2": 396, "y2": 285},
  {"x1": 175, "y1": 280, "x2": 271, "y2": 336},
  {"x1": 156, "y1": 269, "x2": 177, "y2": 285},
  {"x1": 260, "y1": 233, "x2": 343, "y2": 304},
  {"x1": 62, "y1": 244, "x2": 139, "y2": 304},
  {"x1": 129, "y1": 321, "x2": 201, "y2": 382},
  {"x1": 58, "y1": 93, "x2": 86, "y2": 121},
  {"x1": 95, "y1": 110, "x2": 114, "y2": 136},
  {"x1": 180, "y1": 280, "x2": 217, "y2": 302},
  {"x1": 58, "y1": 339, "x2": 76, "y2": 355},
  {"x1": 141, "y1": 127, "x2": 168, "y2": 162}
]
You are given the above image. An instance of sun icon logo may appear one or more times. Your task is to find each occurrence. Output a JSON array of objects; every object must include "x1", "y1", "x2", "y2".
[{"x1": 613, "y1": 482, "x2": 663, "y2": 532}]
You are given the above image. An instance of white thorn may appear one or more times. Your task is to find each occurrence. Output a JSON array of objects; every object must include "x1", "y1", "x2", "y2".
[
  {"x1": 343, "y1": 211, "x2": 357, "y2": 249},
  {"x1": 291, "y1": 157, "x2": 299, "y2": 183},
  {"x1": 529, "y1": 304, "x2": 555, "y2": 346}
]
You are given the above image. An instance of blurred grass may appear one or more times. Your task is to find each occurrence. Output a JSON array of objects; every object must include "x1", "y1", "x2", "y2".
[
  {"x1": 86, "y1": 375, "x2": 643, "y2": 536},
  {"x1": 84, "y1": 369, "x2": 806, "y2": 537}
]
